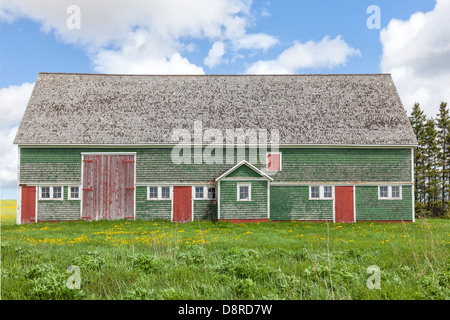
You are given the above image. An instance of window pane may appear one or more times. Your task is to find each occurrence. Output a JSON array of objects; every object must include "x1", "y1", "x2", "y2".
[
  {"x1": 391, "y1": 186, "x2": 400, "y2": 198},
  {"x1": 53, "y1": 187, "x2": 62, "y2": 199},
  {"x1": 239, "y1": 186, "x2": 249, "y2": 200},
  {"x1": 311, "y1": 186, "x2": 320, "y2": 199},
  {"x1": 161, "y1": 187, "x2": 170, "y2": 199},
  {"x1": 380, "y1": 186, "x2": 388, "y2": 198},
  {"x1": 70, "y1": 187, "x2": 79, "y2": 199},
  {"x1": 323, "y1": 186, "x2": 332, "y2": 198},
  {"x1": 195, "y1": 187, "x2": 204, "y2": 199},
  {"x1": 149, "y1": 187, "x2": 158, "y2": 199},
  {"x1": 207, "y1": 187, "x2": 216, "y2": 199},
  {"x1": 41, "y1": 187, "x2": 50, "y2": 199}
]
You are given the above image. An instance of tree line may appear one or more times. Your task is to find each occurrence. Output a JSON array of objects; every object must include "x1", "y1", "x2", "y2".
[{"x1": 409, "y1": 101, "x2": 449, "y2": 217}]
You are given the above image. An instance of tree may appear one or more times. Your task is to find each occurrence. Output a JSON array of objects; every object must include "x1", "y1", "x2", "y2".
[
  {"x1": 436, "y1": 102, "x2": 450, "y2": 213},
  {"x1": 409, "y1": 103, "x2": 427, "y2": 206},
  {"x1": 423, "y1": 118, "x2": 440, "y2": 215}
]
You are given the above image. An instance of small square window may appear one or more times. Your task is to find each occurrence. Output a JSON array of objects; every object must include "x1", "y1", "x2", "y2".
[
  {"x1": 311, "y1": 186, "x2": 320, "y2": 199},
  {"x1": 149, "y1": 186, "x2": 158, "y2": 199},
  {"x1": 391, "y1": 186, "x2": 400, "y2": 199},
  {"x1": 195, "y1": 186, "x2": 204, "y2": 199},
  {"x1": 161, "y1": 187, "x2": 170, "y2": 199},
  {"x1": 207, "y1": 187, "x2": 216, "y2": 200},
  {"x1": 379, "y1": 186, "x2": 389, "y2": 198},
  {"x1": 41, "y1": 187, "x2": 50, "y2": 199},
  {"x1": 69, "y1": 186, "x2": 80, "y2": 200},
  {"x1": 52, "y1": 187, "x2": 62, "y2": 199},
  {"x1": 323, "y1": 186, "x2": 333, "y2": 198},
  {"x1": 238, "y1": 184, "x2": 250, "y2": 201}
]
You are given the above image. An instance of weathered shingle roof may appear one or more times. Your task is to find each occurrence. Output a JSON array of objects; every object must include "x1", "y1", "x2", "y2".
[{"x1": 14, "y1": 73, "x2": 417, "y2": 146}]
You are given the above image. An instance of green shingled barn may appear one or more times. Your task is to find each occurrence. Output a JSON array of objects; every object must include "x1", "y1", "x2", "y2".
[{"x1": 14, "y1": 73, "x2": 418, "y2": 224}]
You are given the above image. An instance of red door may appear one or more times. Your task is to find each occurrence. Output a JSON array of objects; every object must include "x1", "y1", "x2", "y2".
[
  {"x1": 335, "y1": 186, "x2": 354, "y2": 223},
  {"x1": 21, "y1": 186, "x2": 36, "y2": 224},
  {"x1": 82, "y1": 155, "x2": 135, "y2": 220},
  {"x1": 173, "y1": 186, "x2": 192, "y2": 222}
]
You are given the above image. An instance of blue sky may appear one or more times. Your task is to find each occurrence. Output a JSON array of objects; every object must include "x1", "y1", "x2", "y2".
[{"x1": 1, "y1": 0, "x2": 449, "y2": 199}]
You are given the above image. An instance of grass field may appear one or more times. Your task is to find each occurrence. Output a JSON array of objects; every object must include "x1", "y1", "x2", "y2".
[{"x1": 1, "y1": 199, "x2": 449, "y2": 300}]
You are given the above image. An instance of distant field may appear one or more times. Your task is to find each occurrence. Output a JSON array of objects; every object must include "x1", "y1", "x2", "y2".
[{"x1": 1, "y1": 199, "x2": 449, "y2": 300}]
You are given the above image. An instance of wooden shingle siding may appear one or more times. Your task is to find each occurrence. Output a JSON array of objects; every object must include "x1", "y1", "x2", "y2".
[
  {"x1": 225, "y1": 165, "x2": 263, "y2": 178},
  {"x1": 270, "y1": 186, "x2": 333, "y2": 221},
  {"x1": 135, "y1": 186, "x2": 171, "y2": 220},
  {"x1": 37, "y1": 186, "x2": 80, "y2": 221},
  {"x1": 219, "y1": 180, "x2": 268, "y2": 219},
  {"x1": 355, "y1": 186, "x2": 413, "y2": 221},
  {"x1": 20, "y1": 147, "x2": 412, "y2": 184},
  {"x1": 193, "y1": 200, "x2": 217, "y2": 220}
]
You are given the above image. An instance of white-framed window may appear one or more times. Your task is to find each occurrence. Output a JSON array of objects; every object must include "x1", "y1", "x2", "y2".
[
  {"x1": 266, "y1": 152, "x2": 282, "y2": 171},
  {"x1": 309, "y1": 185, "x2": 334, "y2": 200},
  {"x1": 207, "y1": 187, "x2": 216, "y2": 200},
  {"x1": 148, "y1": 186, "x2": 172, "y2": 200},
  {"x1": 237, "y1": 183, "x2": 251, "y2": 201},
  {"x1": 39, "y1": 186, "x2": 64, "y2": 200},
  {"x1": 378, "y1": 186, "x2": 402, "y2": 200},
  {"x1": 68, "y1": 186, "x2": 80, "y2": 200},
  {"x1": 195, "y1": 186, "x2": 204, "y2": 199}
]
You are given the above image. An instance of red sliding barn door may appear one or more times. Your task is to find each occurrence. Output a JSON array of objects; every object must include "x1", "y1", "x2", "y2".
[
  {"x1": 335, "y1": 186, "x2": 354, "y2": 223},
  {"x1": 173, "y1": 186, "x2": 192, "y2": 222},
  {"x1": 21, "y1": 186, "x2": 36, "y2": 224},
  {"x1": 82, "y1": 154, "x2": 135, "y2": 220}
]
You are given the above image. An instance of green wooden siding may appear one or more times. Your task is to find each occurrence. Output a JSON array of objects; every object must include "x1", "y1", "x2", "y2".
[
  {"x1": 135, "y1": 186, "x2": 171, "y2": 220},
  {"x1": 20, "y1": 147, "x2": 412, "y2": 184},
  {"x1": 270, "y1": 186, "x2": 333, "y2": 221},
  {"x1": 219, "y1": 180, "x2": 268, "y2": 219},
  {"x1": 355, "y1": 186, "x2": 413, "y2": 221},
  {"x1": 193, "y1": 200, "x2": 217, "y2": 220},
  {"x1": 225, "y1": 164, "x2": 263, "y2": 178},
  {"x1": 37, "y1": 186, "x2": 81, "y2": 221}
]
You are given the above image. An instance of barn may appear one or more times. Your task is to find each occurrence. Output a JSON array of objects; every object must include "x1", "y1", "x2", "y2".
[{"x1": 14, "y1": 73, "x2": 417, "y2": 224}]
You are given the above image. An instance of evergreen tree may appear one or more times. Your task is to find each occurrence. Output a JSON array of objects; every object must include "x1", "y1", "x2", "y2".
[
  {"x1": 423, "y1": 118, "x2": 440, "y2": 215},
  {"x1": 409, "y1": 103, "x2": 427, "y2": 207},
  {"x1": 436, "y1": 102, "x2": 450, "y2": 214}
]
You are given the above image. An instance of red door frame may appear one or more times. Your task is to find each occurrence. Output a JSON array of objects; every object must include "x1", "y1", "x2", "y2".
[
  {"x1": 21, "y1": 186, "x2": 36, "y2": 224},
  {"x1": 172, "y1": 186, "x2": 192, "y2": 222},
  {"x1": 335, "y1": 186, "x2": 355, "y2": 223}
]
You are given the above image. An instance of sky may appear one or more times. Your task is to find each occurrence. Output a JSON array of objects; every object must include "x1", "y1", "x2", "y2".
[{"x1": 1, "y1": 0, "x2": 449, "y2": 199}]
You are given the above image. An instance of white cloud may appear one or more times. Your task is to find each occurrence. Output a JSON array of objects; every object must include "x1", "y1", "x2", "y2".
[
  {"x1": 246, "y1": 35, "x2": 360, "y2": 74},
  {"x1": 0, "y1": 0, "x2": 280, "y2": 74},
  {"x1": 0, "y1": 83, "x2": 34, "y2": 196},
  {"x1": 204, "y1": 41, "x2": 226, "y2": 68},
  {"x1": 380, "y1": 0, "x2": 450, "y2": 116}
]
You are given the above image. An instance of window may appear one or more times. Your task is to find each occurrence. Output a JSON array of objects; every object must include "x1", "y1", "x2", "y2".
[
  {"x1": 267, "y1": 152, "x2": 282, "y2": 171},
  {"x1": 149, "y1": 186, "x2": 159, "y2": 199},
  {"x1": 41, "y1": 187, "x2": 50, "y2": 199},
  {"x1": 39, "y1": 186, "x2": 63, "y2": 200},
  {"x1": 207, "y1": 187, "x2": 216, "y2": 200},
  {"x1": 53, "y1": 186, "x2": 62, "y2": 199},
  {"x1": 161, "y1": 187, "x2": 171, "y2": 199},
  {"x1": 310, "y1": 186, "x2": 320, "y2": 199},
  {"x1": 379, "y1": 186, "x2": 402, "y2": 200},
  {"x1": 237, "y1": 184, "x2": 251, "y2": 201},
  {"x1": 195, "y1": 186, "x2": 204, "y2": 199},
  {"x1": 69, "y1": 186, "x2": 80, "y2": 200},
  {"x1": 323, "y1": 186, "x2": 333, "y2": 199},
  {"x1": 310, "y1": 186, "x2": 334, "y2": 200}
]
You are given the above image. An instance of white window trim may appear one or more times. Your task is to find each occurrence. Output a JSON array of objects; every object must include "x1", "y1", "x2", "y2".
[
  {"x1": 147, "y1": 186, "x2": 172, "y2": 200},
  {"x1": 266, "y1": 152, "x2": 282, "y2": 172},
  {"x1": 68, "y1": 186, "x2": 81, "y2": 200},
  {"x1": 309, "y1": 185, "x2": 334, "y2": 200},
  {"x1": 193, "y1": 186, "x2": 216, "y2": 200},
  {"x1": 237, "y1": 183, "x2": 251, "y2": 201},
  {"x1": 378, "y1": 185, "x2": 402, "y2": 200},
  {"x1": 39, "y1": 186, "x2": 64, "y2": 201}
]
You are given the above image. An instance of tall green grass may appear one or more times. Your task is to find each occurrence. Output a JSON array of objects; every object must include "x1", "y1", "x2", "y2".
[{"x1": 1, "y1": 200, "x2": 449, "y2": 300}]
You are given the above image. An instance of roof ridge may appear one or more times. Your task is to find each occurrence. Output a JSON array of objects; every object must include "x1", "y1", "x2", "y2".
[{"x1": 38, "y1": 72, "x2": 392, "y2": 77}]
